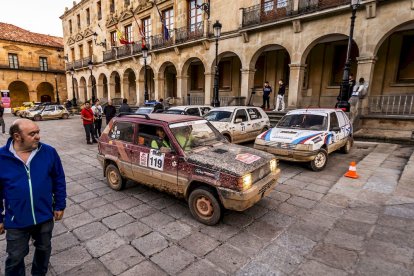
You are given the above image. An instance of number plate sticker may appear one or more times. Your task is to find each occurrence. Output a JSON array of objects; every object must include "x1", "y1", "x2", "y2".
[
  {"x1": 139, "y1": 152, "x2": 148, "y2": 167},
  {"x1": 148, "y1": 150, "x2": 165, "y2": 171}
]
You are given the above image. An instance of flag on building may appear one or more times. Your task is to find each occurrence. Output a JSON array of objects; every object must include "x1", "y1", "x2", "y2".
[{"x1": 154, "y1": 0, "x2": 169, "y2": 40}]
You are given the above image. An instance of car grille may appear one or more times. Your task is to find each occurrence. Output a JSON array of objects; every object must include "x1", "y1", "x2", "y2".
[
  {"x1": 269, "y1": 142, "x2": 295, "y2": 149},
  {"x1": 251, "y1": 164, "x2": 271, "y2": 184}
]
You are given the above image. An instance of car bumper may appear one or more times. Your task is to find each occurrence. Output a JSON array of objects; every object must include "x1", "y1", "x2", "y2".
[
  {"x1": 217, "y1": 168, "x2": 280, "y2": 211},
  {"x1": 254, "y1": 144, "x2": 318, "y2": 162}
]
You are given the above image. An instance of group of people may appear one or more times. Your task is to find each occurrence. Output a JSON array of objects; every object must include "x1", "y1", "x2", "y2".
[{"x1": 261, "y1": 80, "x2": 286, "y2": 112}]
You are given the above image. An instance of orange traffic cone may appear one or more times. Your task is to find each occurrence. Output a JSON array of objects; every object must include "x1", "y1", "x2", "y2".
[{"x1": 344, "y1": 161, "x2": 359, "y2": 179}]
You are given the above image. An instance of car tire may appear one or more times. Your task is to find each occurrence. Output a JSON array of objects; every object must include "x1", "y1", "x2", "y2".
[
  {"x1": 62, "y1": 113, "x2": 69, "y2": 119},
  {"x1": 188, "y1": 187, "x2": 222, "y2": 225},
  {"x1": 340, "y1": 138, "x2": 352, "y2": 154},
  {"x1": 309, "y1": 149, "x2": 328, "y2": 171},
  {"x1": 223, "y1": 134, "x2": 231, "y2": 143},
  {"x1": 105, "y1": 164, "x2": 126, "y2": 191},
  {"x1": 33, "y1": 115, "x2": 42, "y2": 121},
  {"x1": 15, "y1": 111, "x2": 20, "y2": 116}
]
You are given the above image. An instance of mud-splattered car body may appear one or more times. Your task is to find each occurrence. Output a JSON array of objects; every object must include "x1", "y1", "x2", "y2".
[{"x1": 97, "y1": 114, "x2": 280, "y2": 224}]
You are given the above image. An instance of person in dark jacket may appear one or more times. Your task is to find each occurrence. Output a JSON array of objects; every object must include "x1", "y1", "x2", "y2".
[
  {"x1": 0, "y1": 119, "x2": 66, "y2": 276},
  {"x1": 118, "y1": 98, "x2": 132, "y2": 113},
  {"x1": 261, "y1": 81, "x2": 272, "y2": 110},
  {"x1": 103, "y1": 99, "x2": 117, "y2": 125},
  {"x1": 0, "y1": 100, "x2": 5, "y2": 134}
]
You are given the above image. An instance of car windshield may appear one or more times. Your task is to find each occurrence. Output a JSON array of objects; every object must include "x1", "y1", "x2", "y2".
[
  {"x1": 277, "y1": 114, "x2": 327, "y2": 131},
  {"x1": 169, "y1": 120, "x2": 224, "y2": 151},
  {"x1": 164, "y1": 109, "x2": 184, "y2": 115},
  {"x1": 203, "y1": 111, "x2": 232, "y2": 122},
  {"x1": 29, "y1": 105, "x2": 43, "y2": 111},
  {"x1": 135, "y1": 107, "x2": 153, "y2": 114}
]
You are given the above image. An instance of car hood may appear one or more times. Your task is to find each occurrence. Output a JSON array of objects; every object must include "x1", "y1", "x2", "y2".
[
  {"x1": 187, "y1": 143, "x2": 274, "y2": 176},
  {"x1": 261, "y1": 128, "x2": 326, "y2": 145},
  {"x1": 209, "y1": 121, "x2": 231, "y2": 133}
]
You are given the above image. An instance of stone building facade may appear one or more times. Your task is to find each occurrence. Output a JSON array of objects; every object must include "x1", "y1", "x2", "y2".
[
  {"x1": 0, "y1": 23, "x2": 67, "y2": 108},
  {"x1": 61, "y1": 0, "x2": 414, "y2": 111}
]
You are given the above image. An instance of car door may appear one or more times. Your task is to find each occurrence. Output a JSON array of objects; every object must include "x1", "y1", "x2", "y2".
[
  {"x1": 247, "y1": 107, "x2": 266, "y2": 136},
  {"x1": 336, "y1": 111, "x2": 350, "y2": 144},
  {"x1": 130, "y1": 123, "x2": 179, "y2": 194},
  {"x1": 107, "y1": 121, "x2": 135, "y2": 179},
  {"x1": 232, "y1": 109, "x2": 250, "y2": 142},
  {"x1": 328, "y1": 112, "x2": 342, "y2": 153},
  {"x1": 41, "y1": 105, "x2": 55, "y2": 119}
]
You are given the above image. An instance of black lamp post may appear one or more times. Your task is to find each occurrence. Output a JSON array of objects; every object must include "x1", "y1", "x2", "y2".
[
  {"x1": 70, "y1": 67, "x2": 77, "y2": 106},
  {"x1": 88, "y1": 60, "x2": 96, "y2": 103},
  {"x1": 336, "y1": 0, "x2": 361, "y2": 112},
  {"x1": 54, "y1": 73, "x2": 60, "y2": 104},
  {"x1": 212, "y1": 20, "x2": 222, "y2": 107},
  {"x1": 142, "y1": 45, "x2": 149, "y2": 102}
]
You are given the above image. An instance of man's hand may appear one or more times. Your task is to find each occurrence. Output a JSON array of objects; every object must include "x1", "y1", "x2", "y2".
[
  {"x1": 54, "y1": 210, "x2": 64, "y2": 221},
  {"x1": 0, "y1": 223, "x2": 4, "y2": 235}
]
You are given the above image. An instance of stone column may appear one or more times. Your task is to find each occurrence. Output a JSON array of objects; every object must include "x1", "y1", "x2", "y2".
[
  {"x1": 153, "y1": 77, "x2": 160, "y2": 101},
  {"x1": 204, "y1": 72, "x2": 214, "y2": 105},
  {"x1": 108, "y1": 81, "x2": 115, "y2": 101},
  {"x1": 240, "y1": 68, "x2": 256, "y2": 105},
  {"x1": 176, "y1": 75, "x2": 189, "y2": 106},
  {"x1": 135, "y1": 79, "x2": 142, "y2": 106},
  {"x1": 287, "y1": 63, "x2": 306, "y2": 108},
  {"x1": 356, "y1": 55, "x2": 377, "y2": 116}
]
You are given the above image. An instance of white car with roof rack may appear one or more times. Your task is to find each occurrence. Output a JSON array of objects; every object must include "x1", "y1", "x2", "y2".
[
  {"x1": 164, "y1": 105, "x2": 211, "y2": 117},
  {"x1": 254, "y1": 108, "x2": 353, "y2": 171}
]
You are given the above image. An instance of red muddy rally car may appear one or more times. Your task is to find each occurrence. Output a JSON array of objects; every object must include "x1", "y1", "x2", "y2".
[{"x1": 97, "y1": 114, "x2": 280, "y2": 225}]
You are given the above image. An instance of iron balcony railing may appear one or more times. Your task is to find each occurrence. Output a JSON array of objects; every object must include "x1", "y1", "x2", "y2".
[
  {"x1": 298, "y1": 0, "x2": 351, "y2": 13},
  {"x1": 175, "y1": 22, "x2": 204, "y2": 44},
  {"x1": 368, "y1": 95, "x2": 414, "y2": 116},
  {"x1": 242, "y1": 0, "x2": 294, "y2": 27},
  {"x1": 152, "y1": 32, "x2": 174, "y2": 49},
  {"x1": 68, "y1": 56, "x2": 92, "y2": 70},
  {"x1": 0, "y1": 59, "x2": 64, "y2": 73},
  {"x1": 102, "y1": 44, "x2": 142, "y2": 62}
]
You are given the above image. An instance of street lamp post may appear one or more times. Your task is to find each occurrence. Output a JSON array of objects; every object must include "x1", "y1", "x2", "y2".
[
  {"x1": 212, "y1": 20, "x2": 222, "y2": 107},
  {"x1": 88, "y1": 60, "x2": 96, "y2": 103},
  {"x1": 70, "y1": 67, "x2": 77, "y2": 106},
  {"x1": 142, "y1": 45, "x2": 149, "y2": 102},
  {"x1": 336, "y1": 0, "x2": 361, "y2": 112},
  {"x1": 54, "y1": 73, "x2": 60, "y2": 104}
]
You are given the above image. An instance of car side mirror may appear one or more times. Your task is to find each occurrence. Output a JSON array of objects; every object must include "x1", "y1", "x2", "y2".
[
  {"x1": 235, "y1": 118, "x2": 242, "y2": 123},
  {"x1": 331, "y1": 126, "x2": 340, "y2": 132}
]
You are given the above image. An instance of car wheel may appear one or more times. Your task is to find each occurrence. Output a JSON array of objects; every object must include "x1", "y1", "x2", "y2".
[
  {"x1": 340, "y1": 138, "x2": 352, "y2": 154},
  {"x1": 309, "y1": 149, "x2": 328, "y2": 171},
  {"x1": 15, "y1": 111, "x2": 20, "y2": 116},
  {"x1": 33, "y1": 115, "x2": 42, "y2": 121},
  {"x1": 105, "y1": 164, "x2": 126, "y2": 191},
  {"x1": 223, "y1": 134, "x2": 231, "y2": 143},
  {"x1": 62, "y1": 113, "x2": 69, "y2": 119},
  {"x1": 188, "y1": 187, "x2": 222, "y2": 225}
]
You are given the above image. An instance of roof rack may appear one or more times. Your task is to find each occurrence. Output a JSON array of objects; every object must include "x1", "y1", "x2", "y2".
[{"x1": 117, "y1": 112, "x2": 150, "y2": 119}]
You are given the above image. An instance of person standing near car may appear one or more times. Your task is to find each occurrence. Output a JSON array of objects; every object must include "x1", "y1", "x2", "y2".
[
  {"x1": 349, "y1": 77, "x2": 368, "y2": 124},
  {"x1": 119, "y1": 98, "x2": 132, "y2": 113},
  {"x1": 103, "y1": 99, "x2": 117, "y2": 125},
  {"x1": 81, "y1": 102, "x2": 97, "y2": 144},
  {"x1": 274, "y1": 79, "x2": 286, "y2": 112},
  {"x1": 261, "y1": 81, "x2": 272, "y2": 110},
  {"x1": 0, "y1": 101, "x2": 5, "y2": 135},
  {"x1": 0, "y1": 118, "x2": 66, "y2": 276},
  {"x1": 92, "y1": 99, "x2": 103, "y2": 137}
]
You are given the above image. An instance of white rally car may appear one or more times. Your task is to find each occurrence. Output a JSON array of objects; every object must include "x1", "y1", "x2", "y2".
[
  {"x1": 204, "y1": 106, "x2": 271, "y2": 143},
  {"x1": 254, "y1": 109, "x2": 353, "y2": 171}
]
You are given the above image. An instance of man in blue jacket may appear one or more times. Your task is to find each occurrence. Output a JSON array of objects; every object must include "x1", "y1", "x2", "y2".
[{"x1": 0, "y1": 119, "x2": 66, "y2": 276}]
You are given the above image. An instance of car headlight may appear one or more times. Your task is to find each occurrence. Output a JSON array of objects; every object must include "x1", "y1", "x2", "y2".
[
  {"x1": 270, "y1": 159, "x2": 277, "y2": 173},
  {"x1": 238, "y1": 173, "x2": 252, "y2": 191},
  {"x1": 295, "y1": 144, "x2": 312, "y2": 151}
]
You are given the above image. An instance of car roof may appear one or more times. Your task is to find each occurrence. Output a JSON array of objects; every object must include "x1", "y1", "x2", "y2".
[
  {"x1": 209, "y1": 106, "x2": 259, "y2": 112},
  {"x1": 115, "y1": 113, "x2": 203, "y2": 124},
  {"x1": 168, "y1": 105, "x2": 210, "y2": 110},
  {"x1": 286, "y1": 108, "x2": 343, "y2": 116}
]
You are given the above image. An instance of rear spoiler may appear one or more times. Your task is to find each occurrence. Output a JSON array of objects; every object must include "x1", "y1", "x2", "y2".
[{"x1": 117, "y1": 112, "x2": 150, "y2": 119}]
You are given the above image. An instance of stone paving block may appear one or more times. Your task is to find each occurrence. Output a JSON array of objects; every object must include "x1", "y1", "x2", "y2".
[
  {"x1": 119, "y1": 261, "x2": 167, "y2": 276},
  {"x1": 357, "y1": 189, "x2": 391, "y2": 205},
  {"x1": 112, "y1": 197, "x2": 142, "y2": 210},
  {"x1": 102, "y1": 191, "x2": 129, "y2": 202},
  {"x1": 50, "y1": 245, "x2": 92, "y2": 275},
  {"x1": 283, "y1": 179, "x2": 308, "y2": 189},
  {"x1": 301, "y1": 211, "x2": 337, "y2": 228},
  {"x1": 268, "y1": 190, "x2": 291, "y2": 202},
  {"x1": 131, "y1": 232, "x2": 169, "y2": 257},
  {"x1": 242, "y1": 204, "x2": 269, "y2": 219},
  {"x1": 305, "y1": 184, "x2": 330, "y2": 194},
  {"x1": 51, "y1": 232, "x2": 79, "y2": 254},
  {"x1": 254, "y1": 243, "x2": 303, "y2": 274},
  {"x1": 89, "y1": 203, "x2": 120, "y2": 219},
  {"x1": 85, "y1": 231, "x2": 126, "y2": 257},
  {"x1": 313, "y1": 202, "x2": 345, "y2": 218},
  {"x1": 324, "y1": 229, "x2": 365, "y2": 251},
  {"x1": 297, "y1": 189, "x2": 325, "y2": 201},
  {"x1": 179, "y1": 259, "x2": 227, "y2": 276},
  {"x1": 82, "y1": 181, "x2": 106, "y2": 191},
  {"x1": 384, "y1": 205, "x2": 414, "y2": 220},
  {"x1": 70, "y1": 191, "x2": 98, "y2": 203},
  {"x1": 228, "y1": 230, "x2": 267, "y2": 255},
  {"x1": 151, "y1": 245, "x2": 196, "y2": 275},
  {"x1": 245, "y1": 220, "x2": 284, "y2": 242},
  {"x1": 277, "y1": 202, "x2": 308, "y2": 217},
  {"x1": 354, "y1": 256, "x2": 412, "y2": 276},
  {"x1": 321, "y1": 193, "x2": 350, "y2": 208},
  {"x1": 275, "y1": 184, "x2": 301, "y2": 196},
  {"x1": 377, "y1": 214, "x2": 414, "y2": 233},
  {"x1": 236, "y1": 261, "x2": 285, "y2": 276},
  {"x1": 310, "y1": 243, "x2": 358, "y2": 271},
  {"x1": 64, "y1": 259, "x2": 112, "y2": 276},
  {"x1": 79, "y1": 197, "x2": 108, "y2": 209},
  {"x1": 66, "y1": 184, "x2": 88, "y2": 197},
  {"x1": 102, "y1": 212, "x2": 135, "y2": 230},
  {"x1": 334, "y1": 218, "x2": 374, "y2": 237},
  {"x1": 116, "y1": 221, "x2": 152, "y2": 242},
  {"x1": 372, "y1": 225, "x2": 414, "y2": 249},
  {"x1": 63, "y1": 204, "x2": 85, "y2": 218},
  {"x1": 259, "y1": 211, "x2": 295, "y2": 229},
  {"x1": 126, "y1": 204, "x2": 157, "y2": 219},
  {"x1": 343, "y1": 209, "x2": 378, "y2": 224},
  {"x1": 257, "y1": 197, "x2": 282, "y2": 210},
  {"x1": 147, "y1": 196, "x2": 177, "y2": 210},
  {"x1": 287, "y1": 196, "x2": 317, "y2": 209},
  {"x1": 140, "y1": 211, "x2": 175, "y2": 228},
  {"x1": 158, "y1": 221, "x2": 192, "y2": 241},
  {"x1": 206, "y1": 244, "x2": 250, "y2": 274},
  {"x1": 99, "y1": 244, "x2": 145, "y2": 275},
  {"x1": 289, "y1": 220, "x2": 329, "y2": 242},
  {"x1": 161, "y1": 203, "x2": 189, "y2": 219},
  {"x1": 179, "y1": 232, "x2": 221, "y2": 257},
  {"x1": 274, "y1": 231, "x2": 316, "y2": 255},
  {"x1": 134, "y1": 190, "x2": 164, "y2": 203},
  {"x1": 52, "y1": 222, "x2": 68, "y2": 236},
  {"x1": 365, "y1": 239, "x2": 414, "y2": 266},
  {"x1": 72, "y1": 221, "x2": 109, "y2": 241},
  {"x1": 295, "y1": 260, "x2": 347, "y2": 276},
  {"x1": 200, "y1": 222, "x2": 240, "y2": 242},
  {"x1": 222, "y1": 212, "x2": 254, "y2": 228},
  {"x1": 91, "y1": 186, "x2": 114, "y2": 196},
  {"x1": 179, "y1": 213, "x2": 208, "y2": 229}
]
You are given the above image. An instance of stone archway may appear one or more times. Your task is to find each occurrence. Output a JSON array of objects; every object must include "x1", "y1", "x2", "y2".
[
  {"x1": 79, "y1": 77, "x2": 87, "y2": 102},
  {"x1": 123, "y1": 69, "x2": 137, "y2": 105},
  {"x1": 182, "y1": 57, "x2": 206, "y2": 105},
  {"x1": 158, "y1": 62, "x2": 177, "y2": 100},
  {"x1": 138, "y1": 66, "x2": 155, "y2": 102},
  {"x1": 98, "y1": 73, "x2": 109, "y2": 100},
  {"x1": 36, "y1": 82, "x2": 55, "y2": 103},
  {"x1": 110, "y1": 71, "x2": 122, "y2": 100},
  {"x1": 8, "y1": 81, "x2": 30, "y2": 107}
]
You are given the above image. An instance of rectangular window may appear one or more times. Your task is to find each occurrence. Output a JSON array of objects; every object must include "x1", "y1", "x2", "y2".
[
  {"x1": 163, "y1": 8, "x2": 174, "y2": 35},
  {"x1": 77, "y1": 14, "x2": 81, "y2": 30},
  {"x1": 109, "y1": 122, "x2": 135, "y2": 142},
  {"x1": 124, "y1": 0, "x2": 130, "y2": 7},
  {"x1": 219, "y1": 60, "x2": 231, "y2": 89},
  {"x1": 189, "y1": 0, "x2": 203, "y2": 32},
  {"x1": 254, "y1": 55, "x2": 265, "y2": 88},
  {"x1": 39, "y1": 57, "x2": 48, "y2": 71},
  {"x1": 331, "y1": 44, "x2": 347, "y2": 86},
  {"x1": 79, "y1": 45, "x2": 84, "y2": 59},
  {"x1": 190, "y1": 63, "x2": 204, "y2": 90},
  {"x1": 143, "y1": 17, "x2": 151, "y2": 39},
  {"x1": 397, "y1": 35, "x2": 414, "y2": 82},
  {"x1": 86, "y1": 8, "x2": 91, "y2": 25},
  {"x1": 110, "y1": 31, "x2": 117, "y2": 47},
  {"x1": 69, "y1": 20, "x2": 73, "y2": 35},
  {"x1": 88, "y1": 41, "x2": 93, "y2": 57},
  {"x1": 8, "y1": 54, "x2": 18, "y2": 69},
  {"x1": 110, "y1": 0, "x2": 115, "y2": 13},
  {"x1": 70, "y1": 48, "x2": 75, "y2": 61},
  {"x1": 124, "y1": 24, "x2": 133, "y2": 43},
  {"x1": 97, "y1": 1, "x2": 102, "y2": 20}
]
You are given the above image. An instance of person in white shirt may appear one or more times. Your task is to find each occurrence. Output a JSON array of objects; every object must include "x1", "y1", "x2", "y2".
[
  {"x1": 349, "y1": 77, "x2": 368, "y2": 124},
  {"x1": 91, "y1": 99, "x2": 103, "y2": 138}
]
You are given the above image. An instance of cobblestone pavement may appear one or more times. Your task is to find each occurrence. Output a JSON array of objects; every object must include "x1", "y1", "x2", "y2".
[{"x1": 0, "y1": 114, "x2": 413, "y2": 275}]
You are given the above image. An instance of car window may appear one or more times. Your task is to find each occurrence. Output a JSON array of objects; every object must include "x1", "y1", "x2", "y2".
[
  {"x1": 247, "y1": 108, "x2": 262, "y2": 120},
  {"x1": 137, "y1": 124, "x2": 170, "y2": 149},
  {"x1": 277, "y1": 114, "x2": 327, "y2": 131},
  {"x1": 164, "y1": 109, "x2": 184, "y2": 115},
  {"x1": 203, "y1": 111, "x2": 232, "y2": 122},
  {"x1": 186, "y1": 108, "x2": 199, "y2": 116},
  {"x1": 135, "y1": 107, "x2": 153, "y2": 114},
  {"x1": 234, "y1": 109, "x2": 248, "y2": 123},
  {"x1": 57, "y1": 106, "x2": 65, "y2": 111},
  {"x1": 200, "y1": 107, "x2": 211, "y2": 115},
  {"x1": 336, "y1": 111, "x2": 347, "y2": 127},
  {"x1": 109, "y1": 122, "x2": 135, "y2": 143},
  {"x1": 330, "y1": 113, "x2": 340, "y2": 130},
  {"x1": 44, "y1": 106, "x2": 55, "y2": 112}
]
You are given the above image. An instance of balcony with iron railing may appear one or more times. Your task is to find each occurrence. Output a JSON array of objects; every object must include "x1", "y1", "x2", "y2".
[
  {"x1": 0, "y1": 59, "x2": 65, "y2": 74},
  {"x1": 368, "y1": 95, "x2": 414, "y2": 116},
  {"x1": 66, "y1": 56, "x2": 92, "y2": 70},
  {"x1": 102, "y1": 43, "x2": 142, "y2": 63}
]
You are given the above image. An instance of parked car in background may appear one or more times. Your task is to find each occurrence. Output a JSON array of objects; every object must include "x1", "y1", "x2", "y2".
[
  {"x1": 204, "y1": 106, "x2": 270, "y2": 143},
  {"x1": 97, "y1": 113, "x2": 280, "y2": 225},
  {"x1": 254, "y1": 109, "x2": 353, "y2": 171},
  {"x1": 12, "y1": 102, "x2": 35, "y2": 116},
  {"x1": 164, "y1": 105, "x2": 211, "y2": 117},
  {"x1": 25, "y1": 104, "x2": 70, "y2": 121}
]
